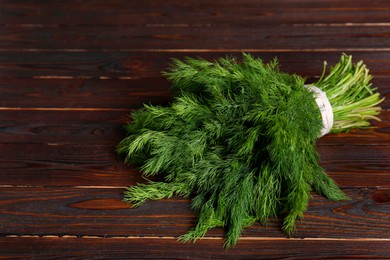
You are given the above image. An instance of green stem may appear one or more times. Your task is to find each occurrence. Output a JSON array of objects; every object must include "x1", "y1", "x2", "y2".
[{"x1": 313, "y1": 54, "x2": 384, "y2": 133}]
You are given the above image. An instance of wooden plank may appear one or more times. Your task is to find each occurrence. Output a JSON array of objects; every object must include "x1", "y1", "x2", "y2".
[
  {"x1": 0, "y1": 143, "x2": 388, "y2": 187},
  {"x1": 0, "y1": 51, "x2": 170, "y2": 78},
  {"x1": 318, "y1": 144, "x2": 390, "y2": 187},
  {"x1": 0, "y1": 187, "x2": 389, "y2": 239},
  {"x1": 1, "y1": 26, "x2": 390, "y2": 50},
  {"x1": 0, "y1": 110, "x2": 128, "y2": 145},
  {"x1": 1, "y1": 0, "x2": 389, "y2": 26},
  {"x1": 0, "y1": 144, "x2": 140, "y2": 187},
  {"x1": 0, "y1": 77, "x2": 387, "y2": 109},
  {"x1": 0, "y1": 110, "x2": 388, "y2": 145},
  {"x1": 1, "y1": 51, "x2": 390, "y2": 78},
  {"x1": 0, "y1": 237, "x2": 389, "y2": 259},
  {"x1": 0, "y1": 78, "x2": 172, "y2": 108}
]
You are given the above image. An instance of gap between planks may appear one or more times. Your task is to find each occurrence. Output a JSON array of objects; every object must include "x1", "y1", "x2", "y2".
[
  {"x1": 0, "y1": 107, "x2": 129, "y2": 111},
  {"x1": 1, "y1": 185, "x2": 389, "y2": 189},
  {"x1": 1, "y1": 48, "x2": 390, "y2": 52},
  {"x1": 3, "y1": 22, "x2": 390, "y2": 28},
  {"x1": 1, "y1": 107, "x2": 389, "y2": 112},
  {"x1": 31, "y1": 76, "x2": 134, "y2": 79},
  {"x1": 0, "y1": 185, "x2": 127, "y2": 189}
]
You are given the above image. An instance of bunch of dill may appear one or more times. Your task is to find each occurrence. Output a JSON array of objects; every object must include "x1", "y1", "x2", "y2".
[{"x1": 117, "y1": 53, "x2": 383, "y2": 248}]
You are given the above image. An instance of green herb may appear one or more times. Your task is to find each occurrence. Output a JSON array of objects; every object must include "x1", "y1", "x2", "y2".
[
  {"x1": 117, "y1": 53, "x2": 383, "y2": 248},
  {"x1": 315, "y1": 54, "x2": 383, "y2": 132}
]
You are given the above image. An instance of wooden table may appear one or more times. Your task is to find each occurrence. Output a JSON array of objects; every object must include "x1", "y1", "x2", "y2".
[{"x1": 1, "y1": 1, "x2": 389, "y2": 258}]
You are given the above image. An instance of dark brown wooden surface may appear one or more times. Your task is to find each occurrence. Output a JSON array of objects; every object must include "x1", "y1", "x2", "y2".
[{"x1": 0, "y1": 1, "x2": 389, "y2": 259}]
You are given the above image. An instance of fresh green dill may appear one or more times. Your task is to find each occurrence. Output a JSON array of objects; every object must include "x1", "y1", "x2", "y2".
[{"x1": 117, "y1": 53, "x2": 383, "y2": 248}]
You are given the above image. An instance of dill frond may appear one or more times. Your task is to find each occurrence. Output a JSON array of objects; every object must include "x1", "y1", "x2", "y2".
[{"x1": 117, "y1": 53, "x2": 383, "y2": 248}]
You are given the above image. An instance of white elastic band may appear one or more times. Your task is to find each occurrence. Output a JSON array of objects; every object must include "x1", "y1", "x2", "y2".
[{"x1": 305, "y1": 85, "x2": 334, "y2": 137}]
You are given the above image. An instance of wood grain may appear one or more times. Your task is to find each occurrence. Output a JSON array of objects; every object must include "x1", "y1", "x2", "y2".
[
  {"x1": 0, "y1": 78, "x2": 172, "y2": 108},
  {"x1": 0, "y1": 187, "x2": 389, "y2": 239},
  {"x1": 0, "y1": 236, "x2": 389, "y2": 259},
  {"x1": 0, "y1": 77, "x2": 388, "y2": 109},
  {"x1": 0, "y1": 142, "x2": 388, "y2": 187},
  {"x1": 0, "y1": 144, "x2": 139, "y2": 187},
  {"x1": 1, "y1": 26, "x2": 390, "y2": 50},
  {"x1": 0, "y1": 110, "x2": 128, "y2": 145},
  {"x1": 0, "y1": 110, "x2": 388, "y2": 146},
  {"x1": 1, "y1": 0, "x2": 390, "y2": 26},
  {"x1": 1, "y1": 51, "x2": 390, "y2": 78}
]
